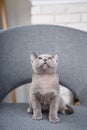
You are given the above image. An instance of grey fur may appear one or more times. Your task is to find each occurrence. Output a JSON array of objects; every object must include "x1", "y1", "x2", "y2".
[{"x1": 27, "y1": 52, "x2": 73, "y2": 123}]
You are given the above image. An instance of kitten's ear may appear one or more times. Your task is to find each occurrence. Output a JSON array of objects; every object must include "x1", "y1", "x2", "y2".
[
  {"x1": 51, "y1": 51, "x2": 59, "y2": 62},
  {"x1": 30, "y1": 52, "x2": 38, "y2": 63}
]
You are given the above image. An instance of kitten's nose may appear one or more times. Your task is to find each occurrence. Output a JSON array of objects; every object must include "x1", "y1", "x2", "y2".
[{"x1": 43, "y1": 59, "x2": 47, "y2": 62}]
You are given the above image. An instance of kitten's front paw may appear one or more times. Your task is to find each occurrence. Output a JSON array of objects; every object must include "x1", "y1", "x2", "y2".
[
  {"x1": 32, "y1": 113, "x2": 42, "y2": 120},
  {"x1": 49, "y1": 117, "x2": 60, "y2": 123}
]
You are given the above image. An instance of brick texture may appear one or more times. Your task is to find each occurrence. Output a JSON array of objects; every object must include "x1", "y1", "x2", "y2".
[{"x1": 31, "y1": 2, "x2": 87, "y2": 32}]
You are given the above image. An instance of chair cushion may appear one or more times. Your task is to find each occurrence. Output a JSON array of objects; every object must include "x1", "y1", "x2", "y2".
[{"x1": 0, "y1": 103, "x2": 87, "y2": 130}]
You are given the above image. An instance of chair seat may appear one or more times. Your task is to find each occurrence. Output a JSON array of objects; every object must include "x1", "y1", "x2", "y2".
[{"x1": 0, "y1": 103, "x2": 87, "y2": 130}]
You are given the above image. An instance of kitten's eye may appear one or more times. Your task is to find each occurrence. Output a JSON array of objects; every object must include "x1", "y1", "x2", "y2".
[
  {"x1": 38, "y1": 57, "x2": 42, "y2": 60},
  {"x1": 48, "y1": 57, "x2": 52, "y2": 60}
]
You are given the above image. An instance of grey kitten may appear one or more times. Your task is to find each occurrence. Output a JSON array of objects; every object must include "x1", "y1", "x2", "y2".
[{"x1": 27, "y1": 52, "x2": 73, "y2": 123}]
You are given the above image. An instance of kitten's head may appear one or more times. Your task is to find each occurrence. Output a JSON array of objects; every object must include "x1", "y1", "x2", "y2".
[{"x1": 30, "y1": 51, "x2": 58, "y2": 74}]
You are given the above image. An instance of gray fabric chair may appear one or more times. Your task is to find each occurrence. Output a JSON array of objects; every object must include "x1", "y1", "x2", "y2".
[{"x1": 0, "y1": 25, "x2": 87, "y2": 130}]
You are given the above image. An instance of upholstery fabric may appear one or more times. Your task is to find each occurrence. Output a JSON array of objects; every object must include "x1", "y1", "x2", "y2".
[{"x1": 0, "y1": 103, "x2": 87, "y2": 130}]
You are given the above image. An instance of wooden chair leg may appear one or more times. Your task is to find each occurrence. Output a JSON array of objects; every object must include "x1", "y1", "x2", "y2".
[{"x1": 11, "y1": 90, "x2": 16, "y2": 103}]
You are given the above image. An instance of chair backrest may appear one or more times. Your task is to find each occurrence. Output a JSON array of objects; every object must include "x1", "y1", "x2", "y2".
[{"x1": 0, "y1": 25, "x2": 87, "y2": 102}]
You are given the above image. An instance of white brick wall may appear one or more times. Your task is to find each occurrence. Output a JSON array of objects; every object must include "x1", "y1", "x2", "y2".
[
  {"x1": 31, "y1": 6, "x2": 42, "y2": 15},
  {"x1": 42, "y1": 5, "x2": 66, "y2": 14},
  {"x1": 67, "y1": 3, "x2": 87, "y2": 13},
  {"x1": 31, "y1": 2, "x2": 87, "y2": 31},
  {"x1": 55, "y1": 14, "x2": 81, "y2": 23},
  {"x1": 31, "y1": 15, "x2": 54, "y2": 24},
  {"x1": 81, "y1": 14, "x2": 87, "y2": 22}
]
